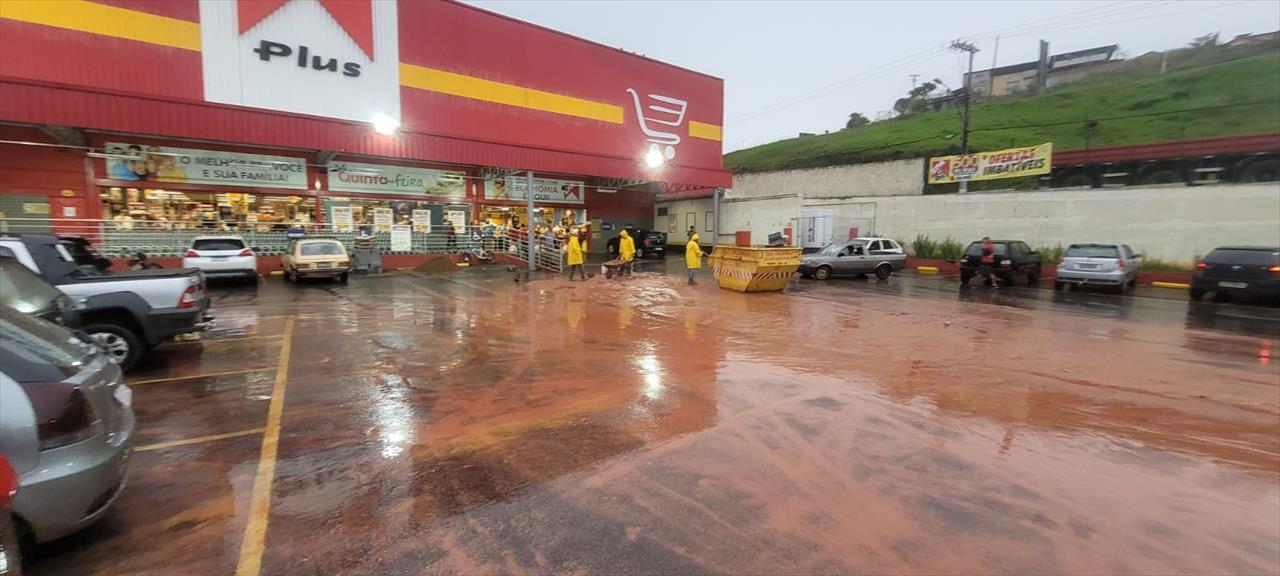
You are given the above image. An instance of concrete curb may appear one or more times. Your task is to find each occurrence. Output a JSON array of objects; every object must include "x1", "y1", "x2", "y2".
[
  {"x1": 916, "y1": 266, "x2": 939, "y2": 274},
  {"x1": 1151, "y1": 281, "x2": 1190, "y2": 289}
]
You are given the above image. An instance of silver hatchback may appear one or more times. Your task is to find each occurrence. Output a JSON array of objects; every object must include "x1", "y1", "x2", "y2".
[
  {"x1": 800, "y1": 238, "x2": 907, "y2": 280},
  {"x1": 1055, "y1": 243, "x2": 1141, "y2": 293},
  {"x1": 0, "y1": 305, "x2": 135, "y2": 544}
]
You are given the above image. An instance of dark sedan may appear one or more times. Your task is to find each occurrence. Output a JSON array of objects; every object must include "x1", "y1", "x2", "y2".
[{"x1": 1191, "y1": 246, "x2": 1280, "y2": 302}]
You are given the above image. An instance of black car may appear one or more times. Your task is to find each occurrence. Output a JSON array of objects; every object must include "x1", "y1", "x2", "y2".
[
  {"x1": 606, "y1": 228, "x2": 667, "y2": 259},
  {"x1": 59, "y1": 235, "x2": 112, "y2": 272},
  {"x1": 1190, "y1": 246, "x2": 1280, "y2": 302},
  {"x1": 958, "y1": 240, "x2": 1042, "y2": 286}
]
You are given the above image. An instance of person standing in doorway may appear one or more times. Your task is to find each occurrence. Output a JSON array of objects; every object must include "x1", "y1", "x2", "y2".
[
  {"x1": 979, "y1": 236, "x2": 1000, "y2": 288},
  {"x1": 618, "y1": 230, "x2": 636, "y2": 276},
  {"x1": 566, "y1": 230, "x2": 586, "y2": 280},
  {"x1": 685, "y1": 233, "x2": 707, "y2": 285}
]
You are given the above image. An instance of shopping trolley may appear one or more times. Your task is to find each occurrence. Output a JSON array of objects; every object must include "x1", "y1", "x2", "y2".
[{"x1": 627, "y1": 88, "x2": 687, "y2": 161}]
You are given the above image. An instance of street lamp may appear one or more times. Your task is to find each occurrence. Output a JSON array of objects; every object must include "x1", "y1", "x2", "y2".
[
  {"x1": 371, "y1": 113, "x2": 398, "y2": 135},
  {"x1": 644, "y1": 145, "x2": 665, "y2": 169}
]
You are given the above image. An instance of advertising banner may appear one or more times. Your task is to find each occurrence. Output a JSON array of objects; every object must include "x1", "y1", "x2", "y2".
[
  {"x1": 331, "y1": 206, "x2": 354, "y2": 232},
  {"x1": 484, "y1": 176, "x2": 585, "y2": 205},
  {"x1": 411, "y1": 209, "x2": 432, "y2": 233},
  {"x1": 373, "y1": 208, "x2": 393, "y2": 232},
  {"x1": 104, "y1": 142, "x2": 308, "y2": 189},
  {"x1": 390, "y1": 225, "x2": 412, "y2": 252},
  {"x1": 327, "y1": 161, "x2": 466, "y2": 198},
  {"x1": 927, "y1": 143, "x2": 1052, "y2": 184},
  {"x1": 445, "y1": 210, "x2": 467, "y2": 232}
]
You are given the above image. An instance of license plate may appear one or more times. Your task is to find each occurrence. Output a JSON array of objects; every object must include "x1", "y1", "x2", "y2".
[
  {"x1": 211, "y1": 256, "x2": 228, "y2": 261},
  {"x1": 1077, "y1": 263, "x2": 1097, "y2": 269},
  {"x1": 319, "y1": 261, "x2": 333, "y2": 268},
  {"x1": 1219, "y1": 281, "x2": 1248, "y2": 289}
]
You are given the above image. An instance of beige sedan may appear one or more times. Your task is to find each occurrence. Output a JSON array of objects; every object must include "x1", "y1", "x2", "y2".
[{"x1": 282, "y1": 238, "x2": 351, "y2": 283}]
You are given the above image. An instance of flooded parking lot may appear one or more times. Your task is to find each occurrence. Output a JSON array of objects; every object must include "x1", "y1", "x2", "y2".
[{"x1": 27, "y1": 266, "x2": 1280, "y2": 575}]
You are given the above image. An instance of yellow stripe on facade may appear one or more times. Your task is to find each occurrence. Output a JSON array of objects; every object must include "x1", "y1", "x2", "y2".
[
  {"x1": 400, "y1": 63, "x2": 624, "y2": 125},
  {"x1": 688, "y1": 121, "x2": 723, "y2": 142},
  {"x1": 0, "y1": 0, "x2": 201, "y2": 51}
]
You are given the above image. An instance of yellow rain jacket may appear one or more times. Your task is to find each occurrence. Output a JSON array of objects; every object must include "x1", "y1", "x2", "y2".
[
  {"x1": 686, "y1": 234, "x2": 702, "y2": 269},
  {"x1": 619, "y1": 230, "x2": 636, "y2": 262},
  {"x1": 566, "y1": 235, "x2": 584, "y2": 266}
]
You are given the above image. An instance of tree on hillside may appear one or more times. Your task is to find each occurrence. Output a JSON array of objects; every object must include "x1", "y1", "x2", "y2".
[
  {"x1": 893, "y1": 80, "x2": 939, "y2": 117},
  {"x1": 845, "y1": 112, "x2": 870, "y2": 130}
]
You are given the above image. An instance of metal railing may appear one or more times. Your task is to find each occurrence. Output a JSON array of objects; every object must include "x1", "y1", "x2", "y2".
[{"x1": 0, "y1": 217, "x2": 567, "y2": 270}]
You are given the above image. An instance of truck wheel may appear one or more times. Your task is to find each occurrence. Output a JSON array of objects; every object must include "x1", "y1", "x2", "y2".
[
  {"x1": 1060, "y1": 173, "x2": 1094, "y2": 188},
  {"x1": 85, "y1": 323, "x2": 144, "y2": 370},
  {"x1": 1140, "y1": 170, "x2": 1181, "y2": 185},
  {"x1": 814, "y1": 266, "x2": 832, "y2": 281},
  {"x1": 1240, "y1": 159, "x2": 1280, "y2": 183},
  {"x1": 874, "y1": 263, "x2": 893, "y2": 280}
]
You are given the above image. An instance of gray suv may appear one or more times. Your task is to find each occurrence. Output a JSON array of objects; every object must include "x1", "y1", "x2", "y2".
[
  {"x1": 1054, "y1": 243, "x2": 1141, "y2": 293},
  {"x1": 0, "y1": 305, "x2": 135, "y2": 544}
]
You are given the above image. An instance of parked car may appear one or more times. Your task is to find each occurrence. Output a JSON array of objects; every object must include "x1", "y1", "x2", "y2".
[
  {"x1": 606, "y1": 228, "x2": 667, "y2": 259},
  {"x1": 0, "y1": 305, "x2": 135, "y2": 545},
  {"x1": 1054, "y1": 243, "x2": 1141, "y2": 293},
  {"x1": 283, "y1": 238, "x2": 350, "y2": 283},
  {"x1": 0, "y1": 234, "x2": 211, "y2": 369},
  {"x1": 182, "y1": 236, "x2": 257, "y2": 282},
  {"x1": 58, "y1": 235, "x2": 111, "y2": 273},
  {"x1": 799, "y1": 238, "x2": 906, "y2": 280},
  {"x1": 0, "y1": 455, "x2": 19, "y2": 576},
  {"x1": 0, "y1": 253, "x2": 80, "y2": 327},
  {"x1": 959, "y1": 240, "x2": 1042, "y2": 286},
  {"x1": 1190, "y1": 246, "x2": 1280, "y2": 302}
]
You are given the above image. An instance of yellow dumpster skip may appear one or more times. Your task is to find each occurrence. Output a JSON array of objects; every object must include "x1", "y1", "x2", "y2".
[{"x1": 706, "y1": 245, "x2": 802, "y2": 293}]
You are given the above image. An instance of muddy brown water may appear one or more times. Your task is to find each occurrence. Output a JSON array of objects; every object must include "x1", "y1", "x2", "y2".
[{"x1": 28, "y1": 269, "x2": 1280, "y2": 575}]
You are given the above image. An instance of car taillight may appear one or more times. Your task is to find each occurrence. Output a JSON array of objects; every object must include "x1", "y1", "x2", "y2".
[
  {"x1": 1116, "y1": 258, "x2": 1125, "y2": 269},
  {"x1": 177, "y1": 285, "x2": 197, "y2": 309},
  {"x1": 0, "y1": 454, "x2": 16, "y2": 507},
  {"x1": 238, "y1": 248, "x2": 254, "y2": 256},
  {"x1": 1196, "y1": 262, "x2": 1208, "y2": 270},
  {"x1": 1270, "y1": 265, "x2": 1280, "y2": 275},
  {"x1": 185, "y1": 249, "x2": 199, "y2": 257},
  {"x1": 18, "y1": 382, "x2": 100, "y2": 451},
  {"x1": 337, "y1": 260, "x2": 350, "y2": 267}
]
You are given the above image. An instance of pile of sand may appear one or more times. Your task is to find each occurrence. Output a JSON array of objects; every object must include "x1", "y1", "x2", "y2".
[{"x1": 413, "y1": 256, "x2": 458, "y2": 274}]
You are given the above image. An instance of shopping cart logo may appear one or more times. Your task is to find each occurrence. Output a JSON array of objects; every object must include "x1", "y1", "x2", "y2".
[{"x1": 627, "y1": 88, "x2": 688, "y2": 161}]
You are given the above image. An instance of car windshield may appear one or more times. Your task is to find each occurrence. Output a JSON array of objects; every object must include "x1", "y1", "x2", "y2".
[
  {"x1": 0, "y1": 257, "x2": 64, "y2": 314},
  {"x1": 1065, "y1": 245, "x2": 1119, "y2": 258},
  {"x1": 964, "y1": 242, "x2": 1009, "y2": 256},
  {"x1": 0, "y1": 304, "x2": 94, "y2": 374},
  {"x1": 193, "y1": 238, "x2": 246, "y2": 251},
  {"x1": 1208, "y1": 249, "x2": 1280, "y2": 266},
  {"x1": 300, "y1": 242, "x2": 345, "y2": 257},
  {"x1": 817, "y1": 243, "x2": 850, "y2": 256}
]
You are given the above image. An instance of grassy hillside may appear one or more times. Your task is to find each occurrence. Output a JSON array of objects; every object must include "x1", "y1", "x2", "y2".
[{"x1": 725, "y1": 50, "x2": 1280, "y2": 174}]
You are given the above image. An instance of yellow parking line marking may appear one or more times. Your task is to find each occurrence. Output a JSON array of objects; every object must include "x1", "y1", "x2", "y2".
[
  {"x1": 1151, "y1": 281, "x2": 1190, "y2": 289},
  {"x1": 916, "y1": 266, "x2": 939, "y2": 274},
  {"x1": 202, "y1": 334, "x2": 282, "y2": 344},
  {"x1": 235, "y1": 316, "x2": 295, "y2": 576},
  {"x1": 135, "y1": 428, "x2": 266, "y2": 453},
  {"x1": 127, "y1": 367, "x2": 275, "y2": 386}
]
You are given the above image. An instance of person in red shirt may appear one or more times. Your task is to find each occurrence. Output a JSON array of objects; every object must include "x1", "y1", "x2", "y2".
[{"x1": 980, "y1": 236, "x2": 1000, "y2": 288}]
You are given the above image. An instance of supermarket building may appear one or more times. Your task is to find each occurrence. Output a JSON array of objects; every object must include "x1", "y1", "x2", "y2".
[{"x1": 0, "y1": 0, "x2": 728, "y2": 256}]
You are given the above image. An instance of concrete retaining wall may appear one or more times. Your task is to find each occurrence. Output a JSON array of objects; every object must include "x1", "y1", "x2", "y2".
[
  {"x1": 718, "y1": 183, "x2": 1280, "y2": 263},
  {"x1": 731, "y1": 158, "x2": 925, "y2": 199}
]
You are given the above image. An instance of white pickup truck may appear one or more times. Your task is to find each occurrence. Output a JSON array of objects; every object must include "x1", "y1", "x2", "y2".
[{"x1": 0, "y1": 234, "x2": 211, "y2": 369}]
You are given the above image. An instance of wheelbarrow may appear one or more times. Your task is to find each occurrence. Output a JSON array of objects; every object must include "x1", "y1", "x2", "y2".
[{"x1": 601, "y1": 258, "x2": 629, "y2": 279}]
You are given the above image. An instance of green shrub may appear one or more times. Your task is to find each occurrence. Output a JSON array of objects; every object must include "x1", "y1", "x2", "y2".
[
  {"x1": 911, "y1": 234, "x2": 939, "y2": 259},
  {"x1": 938, "y1": 237, "x2": 964, "y2": 261},
  {"x1": 1138, "y1": 257, "x2": 1192, "y2": 272},
  {"x1": 1037, "y1": 243, "x2": 1065, "y2": 266}
]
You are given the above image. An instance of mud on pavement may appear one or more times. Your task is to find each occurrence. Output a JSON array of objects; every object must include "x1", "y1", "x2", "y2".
[{"x1": 29, "y1": 270, "x2": 1280, "y2": 575}]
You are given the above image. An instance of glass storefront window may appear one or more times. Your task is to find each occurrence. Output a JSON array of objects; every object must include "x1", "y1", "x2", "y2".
[
  {"x1": 322, "y1": 198, "x2": 470, "y2": 230},
  {"x1": 99, "y1": 187, "x2": 317, "y2": 231}
]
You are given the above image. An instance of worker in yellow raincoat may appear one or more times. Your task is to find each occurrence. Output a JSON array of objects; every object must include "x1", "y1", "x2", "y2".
[
  {"x1": 685, "y1": 233, "x2": 707, "y2": 285},
  {"x1": 566, "y1": 230, "x2": 586, "y2": 280},
  {"x1": 618, "y1": 230, "x2": 636, "y2": 277}
]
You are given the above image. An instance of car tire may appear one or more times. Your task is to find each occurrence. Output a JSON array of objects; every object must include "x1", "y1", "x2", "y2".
[
  {"x1": 814, "y1": 266, "x2": 832, "y2": 281},
  {"x1": 874, "y1": 263, "x2": 893, "y2": 280},
  {"x1": 339, "y1": 273, "x2": 349, "y2": 283},
  {"x1": 0, "y1": 510, "x2": 22, "y2": 576},
  {"x1": 960, "y1": 271, "x2": 972, "y2": 285},
  {"x1": 283, "y1": 269, "x2": 293, "y2": 283},
  {"x1": 85, "y1": 323, "x2": 144, "y2": 370},
  {"x1": 1026, "y1": 268, "x2": 1041, "y2": 285},
  {"x1": 1054, "y1": 281, "x2": 1065, "y2": 291},
  {"x1": 1190, "y1": 288, "x2": 1206, "y2": 302}
]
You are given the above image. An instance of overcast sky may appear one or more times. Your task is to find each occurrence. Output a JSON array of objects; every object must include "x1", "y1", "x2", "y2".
[{"x1": 466, "y1": 0, "x2": 1280, "y2": 152}]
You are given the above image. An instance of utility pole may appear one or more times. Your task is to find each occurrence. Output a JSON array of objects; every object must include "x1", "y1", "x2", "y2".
[
  {"x1": 909, "y1": 74, "x2": 920, "y2": 91},
  {"x1": 991, "y1": 35, "x2": 999, "y2": 70},
  {"x1": 950, "y1": 39, "x2": 980, "y2": 193}
]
